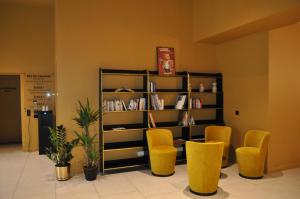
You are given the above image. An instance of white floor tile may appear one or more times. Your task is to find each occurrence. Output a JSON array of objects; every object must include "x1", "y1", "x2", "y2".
[
  {"x1": 93, "y1": 173, "x2": 137, "y2": 197},
  {"x1": 102, "y1": 191, "x2": 146, "y2": 199},
  {"x1": 0, "y1": 145, "x2": 300, "y2": 199}
]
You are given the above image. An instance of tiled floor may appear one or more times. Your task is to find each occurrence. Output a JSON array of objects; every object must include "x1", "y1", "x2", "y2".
[{"x1": 1, "y1": 145, "x2": 300, "y2": 199}]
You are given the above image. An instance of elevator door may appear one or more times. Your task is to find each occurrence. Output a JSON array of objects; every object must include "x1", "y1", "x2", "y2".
[{"x1": 0, "y1": 75, "x2": 21, "y2": 143}]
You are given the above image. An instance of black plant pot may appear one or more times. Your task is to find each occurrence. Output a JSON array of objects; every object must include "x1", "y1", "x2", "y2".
[{"x1": 83, "y1": 165, "x2": 98, "y2": 181}]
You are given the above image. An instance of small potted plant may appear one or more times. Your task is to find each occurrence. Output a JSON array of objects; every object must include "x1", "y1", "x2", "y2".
[
  {"x1": 73, "y1": 98, "x2": 99, "y2": 181},
  {"x1": 45, "y1": 125, "x2": 78, "y2": 181}
]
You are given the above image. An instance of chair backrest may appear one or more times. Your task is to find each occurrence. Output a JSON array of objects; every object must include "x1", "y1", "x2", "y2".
[
  {"x1": 244, "y1": 130, "x2": 270, "y2": 153},
  {"x1": 186, "y1": 141, "x2": 224, "y2": 193},
  {"x1": 146, "y1": 129, "x2": 173, "y2": 150},
  {"x1": 205, "y1": 126, "x2": 232, "y2": 146}
]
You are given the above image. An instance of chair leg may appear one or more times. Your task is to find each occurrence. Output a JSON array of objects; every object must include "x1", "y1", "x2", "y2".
[
  {"x1": 151, "y1": 171, "x2": 175, "y2": 177},
  {"x1": 239, "y1": 173, "x2": 263, "y2": 180},
  {"x1": 189, "y1": 188, "x2": 217, "y2": 196}
]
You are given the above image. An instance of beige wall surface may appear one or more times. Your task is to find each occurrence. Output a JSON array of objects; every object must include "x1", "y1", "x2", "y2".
[
  {"x1": 216, "y1": 32, "x2": 269, "y2": 163},
  {"x1": 55, "y1": 0, "x2": 216, "y2": 172},
  {"x1": 193, "y1": 0, "x2": 300, "y2": 42},
  {"x1": 0, "y1": 0, "x2": 54, "y2": 151},
  {"x1": 268, "y1": 23, "x2": 300, "y2": 171}
]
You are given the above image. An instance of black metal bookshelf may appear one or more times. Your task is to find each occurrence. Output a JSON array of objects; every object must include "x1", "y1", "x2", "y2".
[{"x1": 99, "y1": 68, "x2": 224, "y2": 174}]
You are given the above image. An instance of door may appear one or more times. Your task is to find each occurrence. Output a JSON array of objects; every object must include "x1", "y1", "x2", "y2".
[{"x1": 0, "y1": 75, "x2": 21, "y2": 143}]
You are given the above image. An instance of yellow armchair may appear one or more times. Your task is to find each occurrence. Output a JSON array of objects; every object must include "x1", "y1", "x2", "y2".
[
  {"x1": 146, "y1": 129, "x2": 177, "y2": 176},
  {"x1": 236, "y1": 130, "x2": 271, "y2": 179},
  {"x1": 205, "y1": 126, "x2": 232, "y2": 167},
  {"x1": 186, "y1": 141, "x2": 224, "y2": 196}
]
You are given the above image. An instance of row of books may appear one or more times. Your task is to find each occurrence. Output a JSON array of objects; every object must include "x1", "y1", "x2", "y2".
[
  {"x1": 151, "y1": 94, "x2": 164, "y2": 110},
  {"x1": 178, "y1": 111, "x2": 195, "y2": 127},
  {"x1": 190, "y1": 98, "x2": 203, "y2": 109},
  {"x1": 148, "y1": 81, "x2": 157, "y2": 92},
  {"x1": 175, "y1": 95, "x2": 187, "y2": 109},
  {"x1": 103, "y1": 98, "x2": 146, "y2": 112},
  {"x1": 128, "y1": 98, "x2": 146, "y2": 111}
]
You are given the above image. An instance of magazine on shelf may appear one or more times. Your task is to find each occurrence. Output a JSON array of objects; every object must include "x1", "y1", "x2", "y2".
[{"x1": 175, "y1": 95, "x2": 187, "y2": 109}]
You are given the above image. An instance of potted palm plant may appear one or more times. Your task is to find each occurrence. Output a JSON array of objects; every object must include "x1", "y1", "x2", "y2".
[
  {"x1": 73, "y1": 98, "x2": 99, "y2": 181},
  {"x1": 45, "y1": 125, "x2": 78, "y2": 181}
]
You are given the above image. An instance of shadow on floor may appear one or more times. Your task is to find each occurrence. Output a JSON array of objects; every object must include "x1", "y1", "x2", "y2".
[{"x1": 220, "y1": 172, "x2": 228, "y2": 179}]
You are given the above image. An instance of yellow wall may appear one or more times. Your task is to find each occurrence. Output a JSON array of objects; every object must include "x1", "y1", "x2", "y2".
[
  {"x1": 55, "y1": 0, "x2": 216, "y2": 172},
  {"x1": 268, "y1": 23, "x2": 300, "y2": 171},
  {"x1": 193, "y1": 0, "x2": 300, "y2": 42},
  {"x1": 0, "y1": 0, "x2": 54, "y2": 151},
  {"x1": 216, "y1": 32, "x2": 269, "y2": 162}
]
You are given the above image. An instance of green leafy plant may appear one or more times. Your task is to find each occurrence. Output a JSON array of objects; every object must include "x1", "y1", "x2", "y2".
[
  {"x1": 73, "y1": 98, "x2": 99, "y2": 168},
  {"x1": 45, "y1": 125, "x2": 79, "y2": 167}
]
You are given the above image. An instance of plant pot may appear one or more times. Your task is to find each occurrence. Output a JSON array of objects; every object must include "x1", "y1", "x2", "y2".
[
  {"x1": 55, "y1": 164, "x2": 70, "y2": 181},
  {"x1": 83, "y1": 165, "x2": 98, "y2": 181}
]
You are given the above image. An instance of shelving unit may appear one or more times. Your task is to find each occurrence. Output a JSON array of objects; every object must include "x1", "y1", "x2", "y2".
[{"x1": 99, "y1": 68, "x2": 224, "y2": 174}]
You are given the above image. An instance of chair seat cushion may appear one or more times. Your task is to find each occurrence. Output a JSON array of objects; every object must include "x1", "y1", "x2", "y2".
[{"x1": 152, "y1": 145, "x2": 177, "y2": 155}]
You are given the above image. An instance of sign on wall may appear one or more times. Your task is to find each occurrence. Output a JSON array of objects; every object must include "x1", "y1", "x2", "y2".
[{"x1": 25, "y1": 74, "x2": 54, "y2": 111}]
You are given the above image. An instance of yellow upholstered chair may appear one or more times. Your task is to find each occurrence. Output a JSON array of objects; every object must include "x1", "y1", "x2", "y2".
[
  {"x1": 205, "y1": 126, "x2": 232, "y2": 167},
  {"x1": 236, "y1": 130, "x2": 270, "y2": 179},
  {"x1": 186, "y1": 141, "x2": 224, "y2": 196},
  {"x1": 146, "y1": 129, "x2": 177, "y2": 176}
]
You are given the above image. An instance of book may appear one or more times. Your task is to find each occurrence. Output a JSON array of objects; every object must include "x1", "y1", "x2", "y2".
[
  {"x1": 149, "y1": 113, "x2": 156, "y2": 128},
  {"x1": 121, "y1": 100, "x2": 127, "y2": 111},
  {"x1": 148, "y1": 81, "x2": 157, "y2": 92},
  {"x1": 191, "y1": 98, "x2": 203, "y2": 109},
  {"x1": 151, "y1": 94, "x2": 164, "y2": 110}
]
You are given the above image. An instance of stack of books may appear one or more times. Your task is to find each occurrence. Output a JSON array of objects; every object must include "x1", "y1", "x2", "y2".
[
  {"x1": 151, "y1": 94, "x2": 164, "y2": 110},
  {"x1": 128, "y1": 98, "x2": 146, "y2": 111},
  {"x1": 148, "y1": 81, "x2": 157, "y2": 92},
  {"x1": 190, "y1": 98, "x2": 203, "y2": 109},
  {"x1": 178, "y1": 111, "x2": 195, "y2": 127},
  {"x1": 103, "y1": 99, "x2": 127, "y2": 112},
  {"x1": 103, "y1": 98, "x2": 146, "y2": 112},
  {"x1": 175, "y1": 95, "x2": 187, "y2": 109}
]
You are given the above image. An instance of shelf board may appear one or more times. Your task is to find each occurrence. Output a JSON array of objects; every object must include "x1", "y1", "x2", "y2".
[
  {"x1": 148, "y1": 71, "x2": 187, "y2": 77},
  {"x1": 101, "y1": 69, "x2": 147, "y2": 76},
  {"x1": 190, "y1": 105, "x2": 223, "y2": 110},
  {"x1": 149, "y1": 89, "x2": 187, "y2": 93},
  {"x1": 193, "y1": 120, "x2": 224, "y2": 126},
  {"x1": 104, "y1": 140, "x2": 144, "y2": 150},
  {"x1": 102, "y1": 88, "x2": 147, "y2": 93},
  {"x1": 155, "y1": 121, "x2": 184, "y2": 128},
  {"x1": 104, "y1": 110, "x2": 147, "y2": 113},
  {"x1": 189, "y1": 72, "x2": 222, "y2": 78},
  {"x1": 176, "y1": 158, "x2": 187, "y2": 164},
  {"x1": 150, "y1": 105, "x2": 188, "y2": 111},
  {"x1": 190, "y1": 89, "x2": 223, "y2": 94},
  {"x1": 173, "y1": 138, "x2": 187, "y2": 145},
  {"x1": 104, "y1": 157, "x2": 146, "y2": 171},
  {"x1": 191, "y1": 135, "x2": 205, "y2": 142},
  {"x1": 103, "y1": 123, "x2": 146, "y2": 132}
]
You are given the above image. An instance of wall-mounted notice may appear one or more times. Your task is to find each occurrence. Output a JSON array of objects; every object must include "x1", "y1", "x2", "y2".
[{"x1": 25, "y1": 74, "x2": 54, "y2": 111}]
